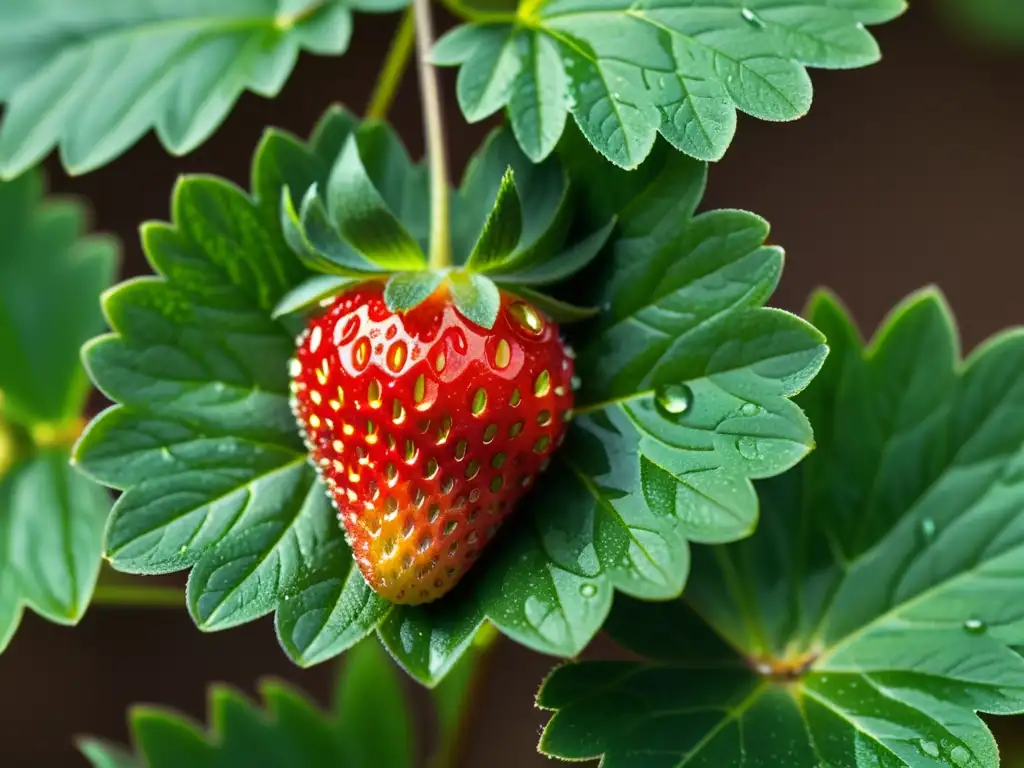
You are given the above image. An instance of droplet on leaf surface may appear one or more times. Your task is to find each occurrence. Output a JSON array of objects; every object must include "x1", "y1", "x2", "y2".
[
  {"x1": 741, "y1": 7, "x2": 766, "y2": 28},
  {"x1": 918, "y1": 740, "x2": 940, "y2": 758},
  {"x1": 963, "y1": 617, "x2": 986, "y2": 635},
  {"x1": 949, "y1": 745, "x2": 973, "y2": 766},
  {"x1": 654, "y1": 383, "x2": 692, "y2": 415}
]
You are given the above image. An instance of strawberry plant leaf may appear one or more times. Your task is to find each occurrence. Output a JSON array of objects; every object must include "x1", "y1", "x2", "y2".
[
  {"x1": 78, "y1": 739, "x2": 140, "y2": 768},
  {"x1": 434, "y1": 1, "x2": 905, "y2": 167},
  {"x1": 78, "y1": 675, "x2": 402, "y2": 768},
  {"x1": 0, "y1": 172, "x2": 118, "y2": 425},
  {"x1": 0, "y1": 0, "x2": 407, "y2": 178},
  {"x1": 465, "y1": 167, "x2": 523, "y2": 271},
  {"x1": 74, "y1": 107, "x2": 822, "y2": 685},
  {"x1": 0, "y1": 450, "x2": 112, "y2": 651},
  {"x1": 0, "y1": 170, "x2": 114, "y2": 654},
  {"x1": 539, "y1": 287, "x2": 1024, "y2": 768},
  {"x1": 326, "y1": 134, "x2": 426, "y2": 269},
  {"x1": 509, "y1": 31, "x2": 569, "y2": 163}
]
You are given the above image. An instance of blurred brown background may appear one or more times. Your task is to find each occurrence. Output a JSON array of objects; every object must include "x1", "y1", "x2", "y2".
[{"x1": 1, "y1": 0, "x2": 1022, "y2": 765}]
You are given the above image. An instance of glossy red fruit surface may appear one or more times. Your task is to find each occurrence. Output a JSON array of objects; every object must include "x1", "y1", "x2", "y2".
[{"x1": 290, "y1": 281, "x2": 575, "y2": 605}]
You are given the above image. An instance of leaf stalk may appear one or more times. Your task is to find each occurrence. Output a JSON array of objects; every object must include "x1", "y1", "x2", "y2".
[
  {"x1": 366, "y1": 6, "x2": 416, "y2": 120},
  {"x1": 91, "y1": 584, "x2": 184, "y2": 608}
]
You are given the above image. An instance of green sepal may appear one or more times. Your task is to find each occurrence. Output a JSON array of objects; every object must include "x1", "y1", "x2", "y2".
[
  {"x1": 465, "y1": 166, "x2": 522, "y2": 271},
  {"x1": 326, "y1": 134, "x2": 426, "y2": 269},
  {"x1": 298, "y1": 186, "x2": 380, "y2": 274},
  {"x1": 453, "y1": 128, "x2": 567, "y2": 266},
  {"x1": 280, "y1": 185, "x2": 373, "y2": 277},
  {"x1": 383, "y1": 271, "x2": 446, "y2": 313},
  {"x1": 272, "y1": 275, "x2": 358, "y2": 319},
  {"x1": 507, "y1": 285, "x2": 599, "y2": 323},
  {"x1": 449, "y1": 272, "x2": 500, "y2": 329},
  {"x1": 492, "y1": 217, "x2": 616, "y2": 285}
]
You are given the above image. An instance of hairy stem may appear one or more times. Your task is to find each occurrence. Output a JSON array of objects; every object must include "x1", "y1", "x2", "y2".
[
  {"x1": 366, "y1": 7, "x2": 416, "y2": 120},
  {"x1": 91, "y1": 584, "x2": 184, "y2": 608},
  {"x1": 413, "y1": 0, "x2": 452, "y2": 269}
]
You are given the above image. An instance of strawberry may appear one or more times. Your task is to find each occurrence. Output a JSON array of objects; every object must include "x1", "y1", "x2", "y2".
[{"x1": 289, "y1": 281, "x2": 574, "y2": 604}]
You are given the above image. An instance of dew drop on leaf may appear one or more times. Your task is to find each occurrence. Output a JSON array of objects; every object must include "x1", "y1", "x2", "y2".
[
  {"x1": 655, "y1": 384, "x2": 693, "y2": 416},
  {"x1": 740, "y1": 402, "x2": 760, "y2": 416},
  {"x1": 949, "y1": 745, "x2": 973, "y2": 766},
  {"x1": 579, "y1": 583, "x2": 597, "y2": 598},
  {"x1": 741, "y1": 7, "x2": 766, "y2": 29},
  {"x1": 737, "y1": 437, "x2": 761, "y2": 460},
  {"x1": 917, "y1": 740, "x2": 940, "y2": 758},
  {"x1": 963, "y1": 617, "x2": 986, "y2": 635},
  {"x1": 920, "y1": 517, "x2": 937, "y2": 542}
]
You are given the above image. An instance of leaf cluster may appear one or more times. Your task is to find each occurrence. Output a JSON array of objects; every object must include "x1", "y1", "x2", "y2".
[
  {"x1": 72, "y1": 106, "x2": 824, "y2": 685},
  {"x1": 0, "y1": 170, "x2": 115, "y2": 652}
]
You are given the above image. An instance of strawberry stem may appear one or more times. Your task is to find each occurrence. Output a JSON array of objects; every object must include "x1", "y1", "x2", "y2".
[
  {"x1": 91, "y1": 583, "x2": 184, "y2": 608},
  {"x1": 413, "y1": 0, "x2": 453, "y2": 269},
  {"x1": 366, "y1": 6, "x2": 415, "y2": 120}
]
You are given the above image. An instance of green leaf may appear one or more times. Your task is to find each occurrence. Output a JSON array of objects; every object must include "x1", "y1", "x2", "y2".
[
  {"x1": 80, "y1": 676, "x2": 390, "y2": 768},
  {"x1": 436, "y1": 1, "x2": 905, "y2": 167},
  {"x1": 0, "y1": 0, "x2": 406, "y2": 177},
  {"x1": 449, "y1": 272, "x2": 502, "y2": 329},
  {"x1": 539, "y1": 287, "x2": 1024, "y2": 768},
  {"x1": 456, "y1": 26, "x2": 523, "y2": 122},
  {"x1": 78, "y1": 738, "x2": 140, "y2": 768},
  {"x1": 509, "y1": 31, "x2": 569, "y2": 163},
  {"x1": 0, "y1": 171, "x2": 117, "y2": 424},
  {"x1": 0, "y1": 170, "x2": 114, "y2": 654},
  {"x1": 0, "y1": 451, "x2": 111, "y2": 651},
  {"x1": 333, "y1": 639, "x2": 414, "y2": 768},
  {"x1": 325, "y1": 133, "x2": 426, "y2": 269},
  {"x1": 384, "y1": 271, "x2": 446, "y2": 312},
  {"x1": 465, "y1": 167, "x2": 523, "y2": 271}
]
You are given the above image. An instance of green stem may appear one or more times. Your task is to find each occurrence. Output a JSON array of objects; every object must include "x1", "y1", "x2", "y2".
[
  {"x1": 430, "y1": 624, "x2": 502, "y2": 768},
  {"x1": 366, "y1": 6, "x2": 416, "y2": 120},
  {"x1": 91, "y1": 584, "x2": 184, "y2": 608},
  {"x1": 413, "y1": 0, "x2": 452, "y2": 269}
]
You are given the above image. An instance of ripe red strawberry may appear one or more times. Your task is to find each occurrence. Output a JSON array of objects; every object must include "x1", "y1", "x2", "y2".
[{"x1": 289, "y1": 281, "x2": 574, "y2": 604}]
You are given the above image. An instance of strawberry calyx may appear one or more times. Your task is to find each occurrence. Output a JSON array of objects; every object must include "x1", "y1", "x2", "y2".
[{"x1": 272, "y1": 122, "x2": 614, "y2": 329}]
